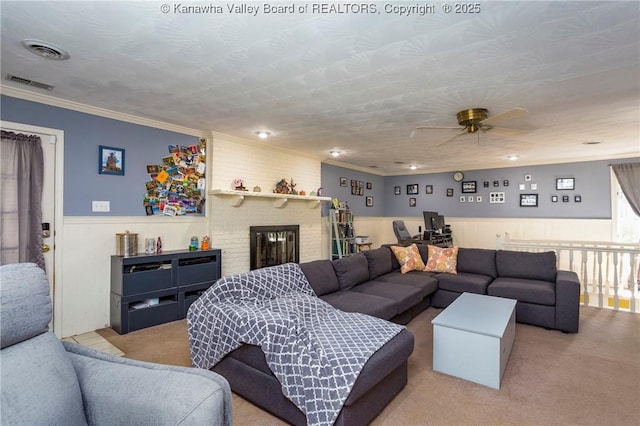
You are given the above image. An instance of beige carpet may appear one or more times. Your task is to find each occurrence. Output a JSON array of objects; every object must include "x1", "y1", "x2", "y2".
[{"x1": 97, "y1": 306, "x2": 640, "y2": 425}]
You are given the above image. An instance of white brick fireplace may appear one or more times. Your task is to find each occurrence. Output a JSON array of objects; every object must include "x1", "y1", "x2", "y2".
[{"x1": 209, "y1": 133, "x2": 327, "y2": 275}]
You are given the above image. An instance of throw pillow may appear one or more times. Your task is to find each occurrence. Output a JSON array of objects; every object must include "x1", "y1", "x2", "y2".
[
  {"x1": 390, "y1": 244, "x2": 426, "y2": 274},
  {"x1": 424, "y1": 245, "x2": 459, "y2": 274}
]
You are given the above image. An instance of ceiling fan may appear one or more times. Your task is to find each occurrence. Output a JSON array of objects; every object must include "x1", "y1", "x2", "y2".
[{"x1": 412, "y1": 107, "x2": 529, "y2": 146}]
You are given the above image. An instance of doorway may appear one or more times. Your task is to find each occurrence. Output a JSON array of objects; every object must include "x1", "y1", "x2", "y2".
[{"x1": 1, "y1": 120, "x2": 64, "y2": 336}]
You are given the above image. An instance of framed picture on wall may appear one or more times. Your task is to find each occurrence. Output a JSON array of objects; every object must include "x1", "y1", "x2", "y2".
[
  {"x1": 407, "y1": 184, "x2": 419, "y2": 195},
  {"x1": 461, "y1": 181, "x2": 477, "y2": 193},
  {"x1": 446, "y1": 188, "x2": 454, "y2": 197},
  {"x1": 99, "y1": 145, "x2": 125, "y2": 176},
  {"x1": 426, "y1": 184, "x2": 433, "y2": 194},
  {"x1": 366, "y1": 182, "x2": 372, "y2": 190},
  {"x1": 409, "y1": 197, "x2": 416, "y2": 207},
  {"x1": 520, "y1": 193, "x2": 538, "y2": 207},
  {"x1": 366, "y1": 196, "x2": 373, "y2": 207},
  {"x1": 556, "y1": 177, "x2": 575, "y2": 190},
  {"x1": 394, "y1": 186, "x2": 401, "y2": 195}
]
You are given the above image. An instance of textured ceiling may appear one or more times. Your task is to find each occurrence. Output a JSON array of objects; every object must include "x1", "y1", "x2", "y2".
[{"x1": 1, "y1": 1, "x2": 639, "y2": 174}]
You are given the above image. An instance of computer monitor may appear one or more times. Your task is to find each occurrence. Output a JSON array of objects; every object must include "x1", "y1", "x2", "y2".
[
  {"x1": 422, "y1": 211, "x2": 439, "y2": 232},
  {"x1": 433, "y1": 215, "x2": 446, "y2": 232}
]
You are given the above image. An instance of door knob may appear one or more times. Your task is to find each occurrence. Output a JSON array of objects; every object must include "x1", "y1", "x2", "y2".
[{"x1": 42, "y1": 244, "x2": 50, "y2": 253}]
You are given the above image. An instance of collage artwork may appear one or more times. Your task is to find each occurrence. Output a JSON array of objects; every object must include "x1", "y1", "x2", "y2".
[{"x1": 143, "y1": 138, "x2": 206, "y2": 216}]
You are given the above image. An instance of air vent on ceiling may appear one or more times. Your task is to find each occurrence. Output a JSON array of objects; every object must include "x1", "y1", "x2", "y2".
[
  {"x1": 6, "y1": 74, "x2": 54, "y2": 91},
  {"x1": 21, "y1": 39, "x2": 70, "y2": 60}
]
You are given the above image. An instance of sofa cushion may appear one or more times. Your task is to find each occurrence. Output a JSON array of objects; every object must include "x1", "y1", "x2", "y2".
[
  {"x1": 320, "y1": 290, "x2": 397, "y2": 320},
  {"x1": 350, "y1": 281, "x2": 423, "y2": 313},
  {"x1": 496, "y1": 250, "x2": 557, "y2": 282},
  {"x1": 436, "y1": 272, "x2": 493, "y2": 294},
  {"x1": 372, "y1": 271, "x2": 439, "y2": 298},
  {"x1": 332, "y1": 253, "x2": 370, "y2": 290},
  {"x1": 456, "y1": 248, "x2": 497, "y2": 278},
  {"x1": 299, "y1": 260, "x2": 340, "y2": 296},
  {"x1": 488, "y1": 277, "x2": 556, "y2": 306},
  {"x1": 390, "y1": 244, "x2": 425, "y2": 274},
  {"x1": 424, "y1": 245, "x2": 459, "y2": 274},
  {"x1": 363, "y1": 247, "x2": 393, "y2": 279}
]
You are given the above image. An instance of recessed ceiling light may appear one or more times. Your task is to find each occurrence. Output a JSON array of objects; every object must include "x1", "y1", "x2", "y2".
[
  {"x1": 506, "y1": 155, "x2": 520, "y2": 161},
  {"x1": 409, "y1": 165, "x2": 418, "y2": 170},
  {"x1": 329, "y1": 150, "x2": 341, "y2": 157},
  {"x1": 255, "y1": 131, "x2": 271, "y2": 139},
  {"x1": 21, "y1": 39, "x2": 70, "y2": 60}
]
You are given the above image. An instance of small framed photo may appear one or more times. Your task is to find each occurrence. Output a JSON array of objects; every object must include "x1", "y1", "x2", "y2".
[
  {"x1": 460, "y1": 196, "x2": 466, "y2": 203},
  {"x1": 520, "y1": 193, "x2": 538, "y2": 207},
  {"x1": 340, "y1": 177, "x2": 347, "y2": 187},
  {"x1": 503, "y1": 180, "x2": 510, "y2": 186},
  {"x1": 556, "y1": 178, "x2": 575, "y2": 190},
  {"x1": 446, "y1": 188, "x2": 454, "y2": 197},
  {"x1": 461, "y1": 181, "x2": 477, "y2": 193},
  {"x1": 426, "y1": 184, "x2": 433, "y2": 194},
  {"x1": 483, "y1": 181, "x2": 490, "y2": 188},
  {"x1": 366, "y1": 196, "x2": 373, "y2": 207},
  {"x1": 409, "y1": 197, "x2": 416, "y2": 207},
  {"x1": 574, "y1": 195, "x2": 582, "y2": 203},
  {"x1": 476, "y1": 196, "x2": 483, "y2": 203},
  {"x1": 493, "y1": 180, "x2": 500, "y2": 187},
  {"x1": 563, "y1": 195, "x2": 570, "y2": 202},
  {"x1": 99, "y1": 146, "x2": 125, "y2": 175},
  {"x1": 551, "y1": 195, "x2": 558, "y2": 203},
  {"x1": 467, "y1": 196, "x2": 474, "y2": 203},
  {"x1": 525, "y1": 174, "x2": 532, "y2": 181},
  {"x1": 394, "y1": 186, "x2": 401, "y2": 195},
  {"x1": 407, "y1": 184, "x2": 419, "y2": 195},
  {"x1": 366, "y1": 182, "x2": 372, "y2": 190}
]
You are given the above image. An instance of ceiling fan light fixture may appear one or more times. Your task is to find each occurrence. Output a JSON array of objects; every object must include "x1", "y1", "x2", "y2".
[
  {"x1": 21, "y1": 39, "x2": 70, "y2": 60},
  {"x1": 329, "y1": 150, "x2": 341, "y2": 157}
]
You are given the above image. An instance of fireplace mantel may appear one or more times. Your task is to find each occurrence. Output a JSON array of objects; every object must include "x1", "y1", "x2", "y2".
[{"x1": 209, "y1": 189, "x2": 331, "y2": 208}]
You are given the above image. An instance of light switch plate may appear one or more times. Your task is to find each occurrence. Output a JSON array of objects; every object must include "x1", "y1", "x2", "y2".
[{"x1": 92, "y1": 201, "x2": 110, "y2": 212}]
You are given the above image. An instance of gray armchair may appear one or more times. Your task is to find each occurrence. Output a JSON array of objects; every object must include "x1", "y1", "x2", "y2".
[{"x1": 0, "y1": 263, "x2": 232, "y2": 425}]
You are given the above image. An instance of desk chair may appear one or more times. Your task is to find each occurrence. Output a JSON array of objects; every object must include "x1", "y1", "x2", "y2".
[{"x1": 392, "y1": 220, "x2": 422, "y2": 245}]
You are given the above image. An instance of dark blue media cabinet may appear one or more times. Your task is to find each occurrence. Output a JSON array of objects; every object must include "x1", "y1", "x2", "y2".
[{"x1": 110, "y1": 249, "x2": 221, "y2": 334}]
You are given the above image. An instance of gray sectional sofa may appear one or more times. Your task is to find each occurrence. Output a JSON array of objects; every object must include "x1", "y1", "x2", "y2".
[
  {"x1": 302, "y1": 245, "x2": 580, "y2": 333},
  {"x1": 210, "y1": 245, "x2": 579, "y2": 426}
]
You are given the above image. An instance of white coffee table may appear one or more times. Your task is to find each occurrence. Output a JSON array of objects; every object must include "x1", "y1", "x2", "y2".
[{"x1": 431, "y1": 292, "x2": 517, "y2": 389}]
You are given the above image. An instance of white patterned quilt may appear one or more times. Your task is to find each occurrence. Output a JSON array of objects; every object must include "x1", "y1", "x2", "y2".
[{"x1": 187, "y1": 262, "x2": 403, "y2": 426}]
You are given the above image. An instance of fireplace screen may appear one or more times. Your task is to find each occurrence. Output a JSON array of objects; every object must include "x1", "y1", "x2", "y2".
[{"x1": 250, "y1": 225, "x2": 299, "y2": 270}]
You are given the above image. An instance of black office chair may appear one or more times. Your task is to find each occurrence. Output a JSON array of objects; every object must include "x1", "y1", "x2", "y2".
[{"x1": 392, "y1": 220, "x2": 421, "y2": 245}]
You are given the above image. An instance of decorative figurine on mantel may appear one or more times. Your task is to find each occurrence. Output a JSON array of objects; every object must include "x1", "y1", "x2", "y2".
[
  {"x1": 232, "y1": 178, "x2": 247, "y2": 191},
  {"x1": 274, "y1": 178, "x2": 297, "y2": 194}
]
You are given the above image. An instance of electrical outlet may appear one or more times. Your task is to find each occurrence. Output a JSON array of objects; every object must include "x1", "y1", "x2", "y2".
[{"x1": 92, "y1": 201, "x2": 110, "y2": 212}]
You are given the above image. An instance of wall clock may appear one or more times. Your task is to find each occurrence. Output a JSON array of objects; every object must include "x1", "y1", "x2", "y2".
[{"x1": 453, "y1": 171, "x2": 464, "y2": 182}]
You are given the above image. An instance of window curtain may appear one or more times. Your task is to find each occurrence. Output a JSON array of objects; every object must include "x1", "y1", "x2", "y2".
[
  {"x1": 0, "y1": 130, "x2": 45, "y2": 269},
  {"x1": 611, "y1": 162, "x2": 640, "y2": 218}
]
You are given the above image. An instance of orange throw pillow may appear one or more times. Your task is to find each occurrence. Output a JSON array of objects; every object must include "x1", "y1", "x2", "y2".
[
  {"x1": 391, "y1": 244, "x2": 426, "y2": 274},
  {"x1": 424, "y1": 245, "x2": 459, "y2": 274}
]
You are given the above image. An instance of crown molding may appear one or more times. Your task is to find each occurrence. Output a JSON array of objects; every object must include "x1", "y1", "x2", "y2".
[
  {"x1": 322, "y1": 158, "x2": 389, "y2": 176},
  {"x1": 0, "y1": 84, "x2": 207, "y2": 137}
]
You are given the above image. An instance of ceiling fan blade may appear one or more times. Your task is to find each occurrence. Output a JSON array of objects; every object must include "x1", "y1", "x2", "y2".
[
  {"x1": 437, "y1": 130, "x2": 468, "y2": 147},
  {"x1": 487, "y1": 126, "x2": 529, "y2": 137},
  {"x1": 411, "y1": 125, "x2": 463, "y2": 139},
  {"x1": 414, "y1": 125, "x2": 463, "y2": 130},
  {"x1": 481, "y1": 108, "x2": 528, "y2": 125}
]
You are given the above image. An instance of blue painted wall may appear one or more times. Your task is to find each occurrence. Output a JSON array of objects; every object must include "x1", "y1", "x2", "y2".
[
  {"x1": 322, "y1": 158, "x2": 637, "y2": 219},
  {"x1": 1, "y1": 95, "x2": 199, "y2": 216}
]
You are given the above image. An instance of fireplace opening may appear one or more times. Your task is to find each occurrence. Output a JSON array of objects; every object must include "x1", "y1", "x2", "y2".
[{"x1": 250, "y1": 225, "x2": 299, "y2": 270}]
